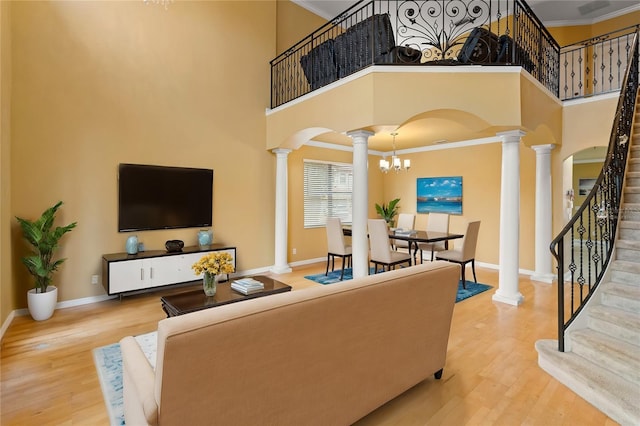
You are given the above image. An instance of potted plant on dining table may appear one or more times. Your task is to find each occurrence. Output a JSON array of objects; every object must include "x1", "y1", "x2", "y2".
[
  {"x1": 375, "y1": 198, "x2": 401, "y2": 227},
  {"x1": 192, "y1": 251, "x2": 235, "y2": 296}
]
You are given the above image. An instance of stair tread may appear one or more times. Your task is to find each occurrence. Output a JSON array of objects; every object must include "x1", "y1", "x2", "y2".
[
  {"x1": 536, "y1": 339, "x2": 640, "y2": 425},
  {"x1": 616, "y1": 239, "x2": 640, "y2": 250},
  {"x1": 612, "y1": 259, "x2": 640, "y2": 274},
  {"x1": 602, "y1": 281, "x2": 640, "y2": 300},
  {"x1": 589, "y1": 305, "x2": 640, "y2": 342},
  {"x1": 571, "y1": 328, "x2": 640, "y2": 366},
  {"x1": 620, "y1": 220, "x2": 640, "y2": 230}
]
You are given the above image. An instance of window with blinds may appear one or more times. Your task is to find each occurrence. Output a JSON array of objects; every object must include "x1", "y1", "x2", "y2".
[{"x1": 304, "y1": 160, "x2": 353, "y2": 228}]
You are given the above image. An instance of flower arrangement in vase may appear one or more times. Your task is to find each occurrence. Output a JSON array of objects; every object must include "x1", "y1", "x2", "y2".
[{"x1": 192, "y1": 251, "x2": 235, "y2": 296}]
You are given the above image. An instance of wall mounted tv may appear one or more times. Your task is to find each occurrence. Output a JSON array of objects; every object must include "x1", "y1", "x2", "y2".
[{"x1": 118, "y1": 163, "x2": 213, "y2": 232}]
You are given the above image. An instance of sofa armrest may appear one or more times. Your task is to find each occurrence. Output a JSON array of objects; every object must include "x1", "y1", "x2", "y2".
[{"x1": 120, "y1": 336, "x2": 158, "y2": 426}]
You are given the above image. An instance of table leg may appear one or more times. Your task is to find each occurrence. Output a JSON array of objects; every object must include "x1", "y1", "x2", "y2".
[{"x1": 411, "y1": 242, "x2": 418, "y2": 265}]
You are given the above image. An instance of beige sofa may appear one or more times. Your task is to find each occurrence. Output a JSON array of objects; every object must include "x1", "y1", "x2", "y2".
[{"x1": 120, "y1": 261, "x2": 460, "y2": 426}]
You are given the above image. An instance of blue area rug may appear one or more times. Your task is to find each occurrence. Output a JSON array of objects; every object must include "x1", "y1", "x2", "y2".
[
  {"x1": 304, "y1": 268, "x2": 492, "y2": 303},
  {"x1": 93, "y1": 332, "x2": 157, "y2": 426},
  {"x1": 455, "y1": 280, "x2": 492, "y2": 302},
  {"x1": 93, "y1": 343, "x2": 125, "y2": 426},
  {"x1": 304, "y1": 267, "x2": 374, "y2": 284}
]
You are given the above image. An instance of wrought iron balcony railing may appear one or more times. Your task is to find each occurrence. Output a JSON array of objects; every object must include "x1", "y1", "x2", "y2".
[
  {"x1": 560, "y1": 25, "x2": 640, "y2": 101},
  {"x1": 270, "y1": 0, "x2": 560, "y2": 108},
  {"x1": 549, "y1": 29, "x2": 639, "y2": 352}
]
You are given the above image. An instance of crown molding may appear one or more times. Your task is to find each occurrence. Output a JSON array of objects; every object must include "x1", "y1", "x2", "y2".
[
  {"x1": 543, "y1": 3, "x2": 640, "y2": 28},
  {"x1": 290, "y1": 0, "x2": 335, "y2": 20}
]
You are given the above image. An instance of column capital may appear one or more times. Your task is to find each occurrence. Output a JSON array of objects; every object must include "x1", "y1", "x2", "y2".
[
  {"x1": 497, "y1": 130, "x2": 526, "y2": 144},
  {"x1": 531, "y1": 144, "x2": 556, "y2": 153},
  {"x1": 272, "y1": 148, "x2": 292, "y2": 156},
  {"x1": 347, "y1": 130, "x2": 375, "y2": 144}
]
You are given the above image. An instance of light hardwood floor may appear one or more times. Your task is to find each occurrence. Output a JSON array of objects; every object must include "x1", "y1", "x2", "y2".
[{"x1": 0, "y1": 262, "x2": 619, "y2": 425}]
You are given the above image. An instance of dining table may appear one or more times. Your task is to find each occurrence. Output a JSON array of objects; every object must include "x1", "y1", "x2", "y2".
[{"x1": 342, "y1": 226, "x2": 464, "y2": 265}]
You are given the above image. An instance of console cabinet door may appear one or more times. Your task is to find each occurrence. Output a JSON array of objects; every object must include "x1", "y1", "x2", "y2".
[
  {"x1": 150, "y1": 253, "x2": 201, "y2": 287},
  {"x1": 109, "y1": 259, "x2": 150, "y2": 293}
]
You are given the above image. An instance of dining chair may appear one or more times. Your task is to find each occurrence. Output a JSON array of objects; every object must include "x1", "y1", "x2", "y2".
[
  {"x1": 435, "y1": 220, "x2": 481, "y2": 289},
  {"x1": 368, "y1": 219, "x2": 412, "y2": 273},
  {"x1": 418, "y1": 213, "x2": 450, "y2": 262},
  {"x1": 393, "y1": 213, "x2": 415, "y2": 251},
  {"x1": 325, "y1": 217, "x2": 352, "y2": 280}
]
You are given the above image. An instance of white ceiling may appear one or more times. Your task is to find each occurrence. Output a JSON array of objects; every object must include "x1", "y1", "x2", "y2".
[{"x1": 294, "y1": 0, "x2": 640, "y2": 26}]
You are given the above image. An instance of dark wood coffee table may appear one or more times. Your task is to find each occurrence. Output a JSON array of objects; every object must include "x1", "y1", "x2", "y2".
[{"x1": 161, "y1": 275, "x2": 292, "y2": 317}]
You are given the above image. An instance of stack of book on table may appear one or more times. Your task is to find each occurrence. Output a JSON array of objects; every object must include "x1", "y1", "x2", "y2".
[{"x1": 231, "y1": 278, "x2": 265, "y2": 295}]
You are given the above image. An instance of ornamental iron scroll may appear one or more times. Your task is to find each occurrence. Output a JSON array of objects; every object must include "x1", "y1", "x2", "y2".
[{"x1": 394, "y1": 0, "x2": 495, "y2": 61}]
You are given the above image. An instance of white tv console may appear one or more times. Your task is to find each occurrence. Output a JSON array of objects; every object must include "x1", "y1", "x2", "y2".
[{"x1": 101, "y1": 244, "x2": 236, "y2": 296}]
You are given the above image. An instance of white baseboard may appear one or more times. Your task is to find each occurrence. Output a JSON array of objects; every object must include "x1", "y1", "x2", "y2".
[
  {"x1": 470, "y1": 261, "x2": 535, "y2": 277},
  {"x1": 57, "y1": 294, "x2": 118, "y2": 309},
  {"x1": 0, "y1": 310, "x2": 16, "y2": 341},
  {"x1": 290, "y1": 257, "x2": 326, "y2": 268}
]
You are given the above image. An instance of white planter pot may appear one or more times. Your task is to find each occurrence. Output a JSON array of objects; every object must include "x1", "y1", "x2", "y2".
[{"x1": 27, "y1": 286, "x2": 58, "y2": 321}]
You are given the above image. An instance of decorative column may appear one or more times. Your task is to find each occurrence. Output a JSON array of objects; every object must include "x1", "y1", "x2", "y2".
[
  {"x1": 271, "y1": 148, "x2": 292, "y2": 274},
  {"x1": 493, "y1": 130, "x2": 525, "y2": 306},
  {"x1": 347, "y1": 130, "x2": 374, "y2": 279},
  {"x1": 531, "y1": 144, "x2": 556, "y2": 284}
]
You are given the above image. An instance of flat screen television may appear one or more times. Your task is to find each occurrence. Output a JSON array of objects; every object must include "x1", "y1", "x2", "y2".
[{"x1": 118, "y1": 163, "x2": 213, "y2": 232}]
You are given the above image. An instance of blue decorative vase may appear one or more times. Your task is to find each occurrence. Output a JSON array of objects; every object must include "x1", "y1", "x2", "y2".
[
  {"x1": 198, "y1": 229, "x2": 212, "y2": 246},
  {"x1": 126, "y1": 235, "x2": 139, "y2": 255}
]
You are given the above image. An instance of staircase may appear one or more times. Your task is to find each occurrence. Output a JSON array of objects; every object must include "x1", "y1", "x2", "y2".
[{"x1": 536, "y1": 97, "x2": 640, "y2": 426}]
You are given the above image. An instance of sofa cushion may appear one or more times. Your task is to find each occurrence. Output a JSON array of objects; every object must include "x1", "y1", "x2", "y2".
[
  {"x1": 457, "y1": 27, "x2": 500, "y2": 64},
  {"x1": 335, "y1": 13, "x2": 396, "y2": 78},
  {"x1": 375, "y1": 45, "x2": 423, "y2": 64},
  {"x1": 300, "y1": 39, "x2": 337, "y2": 90},
  {"x1": 497, "y1": 34, "x2": 536, "y2": 72}
]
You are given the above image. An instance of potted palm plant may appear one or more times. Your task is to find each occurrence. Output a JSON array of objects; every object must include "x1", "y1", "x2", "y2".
[
  {"x1": 16, "y1": 201, "x2": 77, "y2": 321},
  {"x1": 375, "y1": 198, "x2": 401, "y2": 227}
]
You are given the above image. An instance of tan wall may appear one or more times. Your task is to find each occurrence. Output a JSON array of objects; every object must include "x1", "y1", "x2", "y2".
[
  {"x1": 275, "y1": 0, "x2": 327, "y2": 55},
  {"x1": 547, "y1": 11, "x2": 640, "y2": 46},
  {"x1": 591, "y1": 11, "x2": 640, "y2": 37},
  {"x1": 551, "y1": 96, "x2": 617, "y2": 237},
  {"x1": 383, "y1": 143, "x2": 536, "y2": 269},
  {"x1": 573, "y1": 162, "x2": 604, "y2": 208},
  {"x1": 1, "y1": 0, "x2": 13, "y2": 326},
  {"x1": 519, "y1": 76, "x2": 563, "y2": 146},
  {"x1": 547, "y1": 25, "x2": 593, "y2": 46},
  {"x1": 267, "y1": 69, "x2": 526, "y2": 150},
  {"x1": 9, "y1": 1, "x2": 277, "y2": 307},
  {"x1": 287, "y1": 145, "x2": 384, "y2": 263}
]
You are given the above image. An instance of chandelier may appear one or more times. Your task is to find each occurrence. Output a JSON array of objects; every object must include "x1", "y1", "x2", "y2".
[{"x1": 379, "y1": 132, "x2": 410, "y2": 173}]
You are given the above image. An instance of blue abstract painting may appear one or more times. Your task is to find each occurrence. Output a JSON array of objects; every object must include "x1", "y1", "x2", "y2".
[{"x1": 417, "y1": 176, "x2": 463, "y2": 215}]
